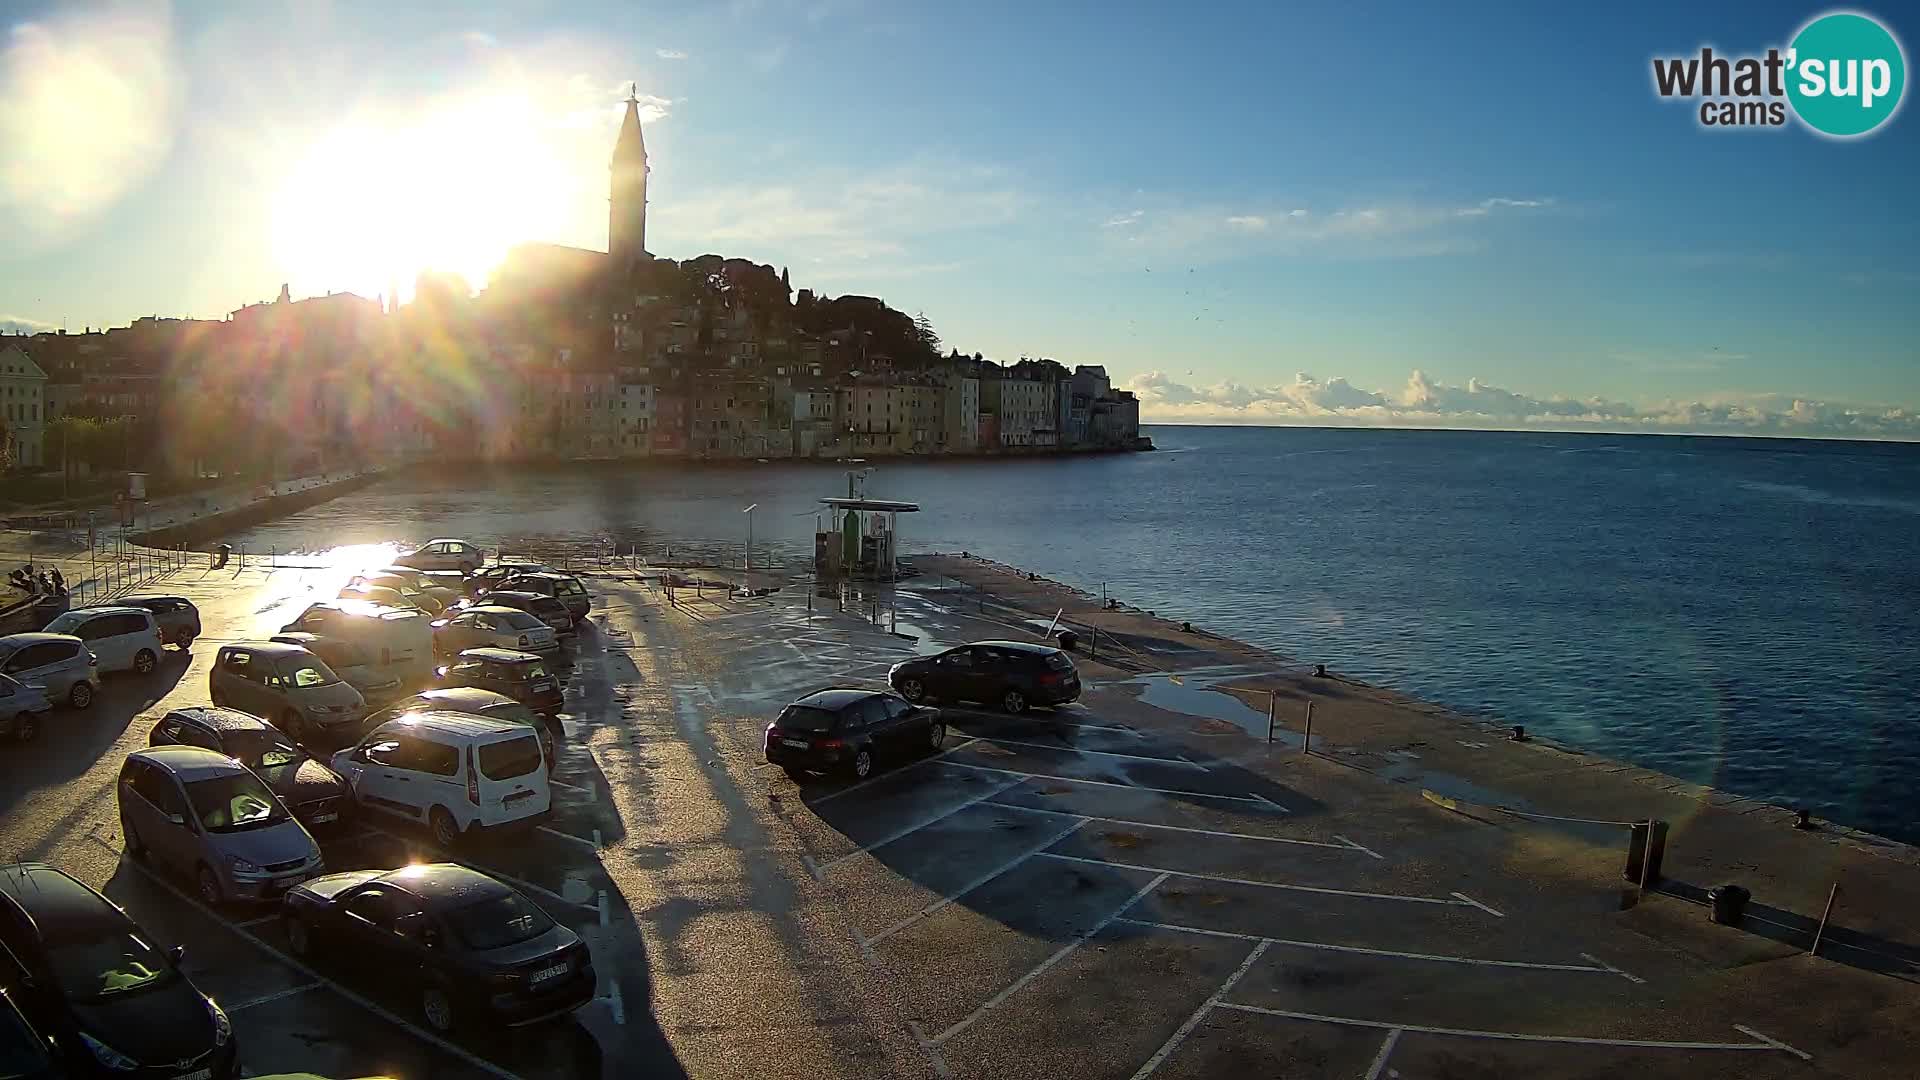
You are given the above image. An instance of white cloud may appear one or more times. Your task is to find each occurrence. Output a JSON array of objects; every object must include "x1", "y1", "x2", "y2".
[
  {"x1": 0, "y1": 313, "x2": 56, "y2": 335},
  {"x1": 656, "y1": 48, "x2": 688, "y2": 60},
  {"x1": 1095, "y1": 195, "x2": 1555, "y2": 263},
  {"x1": 1123, "y1": 369, "x2": 1920, "y2": 440},
  {"x1": 1101, "y1": 209, "x2": 1143, "y2": 228},
  {"x1": 1225, "y1": 215, "x2": 1268, "y2": 231}
]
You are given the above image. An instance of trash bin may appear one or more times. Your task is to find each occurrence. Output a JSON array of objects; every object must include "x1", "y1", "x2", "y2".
[
  {"x1": 214, "y1": 544, "x2": 232, "y2": 569},
  {"x1": 1055, "y1": 629, "x2": 1078, "y2": 652},
  {"x1": 1708, "y1": 884, "x2": 1751, "y2": 927}
]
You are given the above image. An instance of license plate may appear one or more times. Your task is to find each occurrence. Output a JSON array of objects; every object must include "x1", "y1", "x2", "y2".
[
  {"x1": 530, "y1": 961, "x2": 569, "y2": 985},
  {"x1": 781, "y1": 738, "x2": 810, "y2": 749},
  {"x1": 311, "y1": 812, "x2": 338, "y2": 824},
  {"x1": 175, "y1": 1069, "x2": 212, "y2": 1080},
  {"x1": 530, "y1": 680, "x2": 554, "y2": 692}
]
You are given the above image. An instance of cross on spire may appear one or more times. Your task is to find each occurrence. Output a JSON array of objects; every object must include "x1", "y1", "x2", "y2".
[{"x1": 626, "y1": 81, "x2": 639, "y2": 105}]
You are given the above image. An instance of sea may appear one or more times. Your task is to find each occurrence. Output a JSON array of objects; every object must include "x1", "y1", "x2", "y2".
[{"x1": 218, "y1": 426, "x2": 1920, "y2": 843}]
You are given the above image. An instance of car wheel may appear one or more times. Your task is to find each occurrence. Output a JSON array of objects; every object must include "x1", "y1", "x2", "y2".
[
  {"x1": 429, "y1": 806, "x2": 460, "y2": 848},
  {"x1": 196, "y1": 865, "x2": 223, "y2": 906},
  {"x1": 926, "y1": 721, "x2": 947, "y2": 752},
  {"x1": 12, "y1": 713, "x2": 36, "y2": 743},
  {"x1": 285, "y1": 915, "x2": 311, "y2": 957},
  {"x1": 422, "y1": 985, "x2": 457, "y2": 1033},
  {"x1": 783, "y1": 766, "x2": 811, "y2": 783},
  {"x1": 281, "y1": 709, "x2": 307, "y2": 745},
  {"x1": 899, "y1": 678, "x2": 926, "y2": 703},
  {"x1": 122, "y1": 818, "x2": 146, "y2": 860},
  {"x1": 133, "y1": 649, "x2": 157, "y2": 675},
  {"x1": 68, "y1": 682, "x2": 93, "y2": 710},
  {"x1": 850, "y1": 748, "x2": 874, "y2": 780},
  {"x1": 1002, "y1": 689, "x2": 1028, "y2": 715}
]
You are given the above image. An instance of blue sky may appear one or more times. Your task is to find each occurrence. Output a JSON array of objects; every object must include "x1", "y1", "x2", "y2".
[{"x1": 2, "y1": 0, "x2": 1916, "y2": 434}]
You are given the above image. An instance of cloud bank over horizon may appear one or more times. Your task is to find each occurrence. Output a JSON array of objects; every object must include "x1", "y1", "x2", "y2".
[{"x1": 1123, "y1": 370, "x2": 1920, "y2": 441}]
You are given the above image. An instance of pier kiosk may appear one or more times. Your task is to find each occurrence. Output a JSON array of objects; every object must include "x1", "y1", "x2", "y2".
[{"x1": 815, "y1": 497, "x2": 919, "y2": 581}]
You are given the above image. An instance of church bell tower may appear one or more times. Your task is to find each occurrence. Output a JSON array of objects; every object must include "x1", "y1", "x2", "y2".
[{"x1": 610, "y1": 84, "x2": 649, "y2": 266}]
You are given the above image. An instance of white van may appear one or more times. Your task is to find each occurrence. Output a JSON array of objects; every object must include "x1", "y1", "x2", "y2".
[
  {"x1": 40, "y1": 606, "x2": 165, "y2": 675},
  {"x1": 280, "y1": 599, "x2": 433, "y2": 687},
  {"x1": 330, "y1": 712, "x2": 551, "y2": 846}
]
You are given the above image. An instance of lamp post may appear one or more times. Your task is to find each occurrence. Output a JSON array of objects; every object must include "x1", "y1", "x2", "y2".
[{"x1": 742, "y1": 503, "x2": 758, "y2": 573}]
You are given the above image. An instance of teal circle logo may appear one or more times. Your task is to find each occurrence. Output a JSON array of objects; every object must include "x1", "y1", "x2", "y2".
[{"x1": 1787, "y1": 11, "x2": 1907, "y2": 137}]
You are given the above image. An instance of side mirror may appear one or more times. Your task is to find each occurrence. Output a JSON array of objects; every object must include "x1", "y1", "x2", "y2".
[
  {"x1": 166, "y1": 944, "x2": 185, "y2": 965},
  {"x1": 166, "y1": 813, "x2": 187, "y2": 828}
]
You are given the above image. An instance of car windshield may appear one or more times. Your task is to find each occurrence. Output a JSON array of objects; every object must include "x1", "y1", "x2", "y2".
[
  {"x1": 499, "y1": 611, "x2": 544, "y2": 631},
  {"x1": 46, "y1": 931, "x2": 177, "y2": 1002},
  {"x1": 1045, "y1": 652, "x2": 1073, "y2": 671},
  {"x1": 512, "y1": 662, "x2": 549, "y2": 681},
  {"x1": 778, "y1": 705, "x2": 841, "y2": 732},
  {"x1": 287, "y1": 662, "x2": 339, "y2": 688},
  {"x1": 40, "y1": 613, "x2": 82, "y2": 634},
  {"x1": 221, "y1": 729, "x2": 304, "y2": 772},
  {"x1": 478, "y1": 734, "x2": 543, "y2": 780},
  {"x1": 184, "y1": 773, "x2": 289, "y2": 832},
  {"x1": 445, "y1": 892, "x2": 555, "y2": 951}
]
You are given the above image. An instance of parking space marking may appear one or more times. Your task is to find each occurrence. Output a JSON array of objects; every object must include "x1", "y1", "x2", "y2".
[
  {"x1": 984, "y1": 801, "x2": 1357, "y2": 852},
  {"x1": 940, "y1": 760, "x2": 1283, "y2": 808},
  {"x1": 1210, "y1": 1005, "x2": 1806, "y2": 1057},
  {"x1": 1041, "y1": 852, "x2": 1482, "y2": 910},
  {"x1": 1128, "y1": 939, "x2": 1272, "y2": 1080},
  {"x1": 970, "y1": 736, "x2": 1207, "y2": 769},
  {"x1": 1335, "y1": 834, "x2": 1386, "y2": 860},
  {"x1": 114, "y1": 851, "x2": 527, "y2": 1080},
  {"x1": 1116, "y1": 919, "x2": 1633, "y2": 978},
  {"x1": 234, "y1": 913, "x2": 280, "y2": 929},
  {"x1": 537, "y1": 824, "x2": 604, "y2": 853},
  {"x1": 818, "y1": 775, "x2": 1031, "y2": 873},
  {"x1": 804, "y1": 737, "x2": 985, "y2": 806},
  {"x1": 929, "y1": 872, "x2": 1170, "y2": 1047},
  {"x1": 225, "y1": 980, "x2": 323, "y2": 1013},
  {"x1": 1450, "y1": 891, "x2": 1505, "y2": 917},
  {"x1": 1579, "y1": 952, "x2": 1646, "y2": 985},
  {"x1": 1363, "y1": 1028, "x2": 1403, "y2": 1080},
  {"x1": 864, "y1": 819, "x2": 1091, "y2": 947},
  {"x1": 358, "y1": 824, "x2": 599, "y2": 913},
  {"x1": 548, "y1": 777, "x2": 594, "y2": 795}
]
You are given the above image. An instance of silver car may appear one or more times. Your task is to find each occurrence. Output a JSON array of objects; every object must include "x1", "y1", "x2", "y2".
[
  {"x1": 0, "y1": 632, "x2": 102, "y2": 709},
  {"x1": 117, "y1": 745, "x2": 324, "y2": 905},
  {"x1": 209, "y1": 641, "x2": 366, "y2": 747}
]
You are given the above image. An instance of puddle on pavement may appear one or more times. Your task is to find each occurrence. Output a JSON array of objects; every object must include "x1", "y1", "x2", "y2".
[{"x1": 1125, "y1": 667, "x2": 1283, "y2": 738}]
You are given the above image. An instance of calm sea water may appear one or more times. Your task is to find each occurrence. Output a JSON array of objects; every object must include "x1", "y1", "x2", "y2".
[{"x1": 221, "y1": 427, "x2": 1920, "y2": 842}]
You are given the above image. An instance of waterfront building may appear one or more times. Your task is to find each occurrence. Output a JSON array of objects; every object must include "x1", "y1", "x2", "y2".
[{"x1": 0, "y1": 344, "x2": 47, "y2": 468}]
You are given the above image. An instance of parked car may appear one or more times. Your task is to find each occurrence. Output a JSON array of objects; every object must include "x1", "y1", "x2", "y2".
[
  {"x1": 281, "y1": 863, "x2": 594, "y2": 1032},
  {"x1": 269, "y1": 632, "x2": 403, "y2": 704},
  {"x1": 208, "y1": 642, "x2": 366, "y2": 747},
  {"x1": 0, "y1": 675, "x2": 51, "y2": 743},
  {"x1": 361, "y1": 688, "x2": 556, "y2": 770},
  {"x1": 0, "y1": 862, "x2": 237, "y2": 1079},
  {"x1": 435, "y1": 648, "x2": 563, "y2": 716},
  {"x1": 492, "y1": 572, "x2": 591, "y2": 624},
  {"x1": 279, "y1": 600, "x2": 434, "y2": 686},
  {"x1": 118, "y1": 747, "x2": 325, "y2": 905},
  {"x1": 39, "y1": 607, "x2": 163, "y2": 676},
  {"x1": 0, "y1": 633, "x2": 100, "y2": 709},
  {"x1": 432, "y1": 606, "x2": 558, "y2": 659},
  {"x1": 331, "y1": 712, "x2": 552, "y2": 847},
  {"x1": 115, "y1": 596, "x2": 201, "y2": 651},
  {"x1": 888, "y1": 640, "x2": 1082, "y2": 714},
  {"x1": 359, "y1": 569, "x2": 462, "y2": 609},
  {"x1": 464, "y1": 562, "x2": 555, "y2": 598},
  {"x1": 394, "y1": 539, "x2": 484, "y2": 574},
  {"x1": 475, "y1": 591, "x2": 574, "y2": 640},
  {"x1": 338, "y1": 583, "x2": 443, "y2": 617},
  {"x1": 764, "y1": 688, "x2": 945, "y2": 781},
  {"x1": 0, "y1": 984, "x2": 63, "y2": 1080},
  {"x1": 149, "y1": 707, "x2": 351, "y2": 830}
]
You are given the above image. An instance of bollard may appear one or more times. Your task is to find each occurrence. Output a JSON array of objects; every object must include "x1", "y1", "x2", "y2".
[
  {"x1": 1811, "y1": 882, "x2": 1840, "y2": 955},
  {"x1": 1302, "y1": 700, "x2": 1314, "y2": 754}
]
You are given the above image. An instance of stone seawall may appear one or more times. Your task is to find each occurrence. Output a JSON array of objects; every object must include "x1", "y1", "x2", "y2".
[{"x1": 131, "y1": 472, "x2": 385, "y2": 549}]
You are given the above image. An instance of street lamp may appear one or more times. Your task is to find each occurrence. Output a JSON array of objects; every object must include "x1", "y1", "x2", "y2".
[{"x1": 742, "y1": 503, "x2": 758, "y2": 573}]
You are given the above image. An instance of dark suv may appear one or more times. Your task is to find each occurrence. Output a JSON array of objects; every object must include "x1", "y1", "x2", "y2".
[
  {"x1": 491, "y1": 573, "x2": 591, "y2": 624},
  {"x1": 477, "y1": 591, "x2": 575, "y2": 640},
  {"x1": 888, "y1": 640, "x2": 1081, "y2": 714},
  {"x1": 435, "y1": 648, "x2": 563, "y2": 716},
  {"x1": 764, "y1": 688, "x2": 945, "y2": 781}
]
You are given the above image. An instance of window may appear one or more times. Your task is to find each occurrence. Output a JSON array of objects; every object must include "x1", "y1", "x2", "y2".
[
  {"x1": 343, "y1": 886, "x2": 412, "y2": 930},
  {"x1": 445, "y1": 892, "x2": 553, "y2": 950},
  {"x1": 858, "y1": 698, "x2": 891, "y2": 727},
  {"x1": 362, "y1": 736, "x2": 406, "y2": 767},
  {"x1": 285, "y1": 663, "x2": 338, "y2": 688},
  {"x1": 883, "y1": 697, "x2": 916, "y2": 720},
  {"x1": 943, "y1": 648, "x2": 975, "y2": 669},
  {"x1": 413, "y1": 739, "x2": 458, "y2": 777},
  {"x1": 46, "y1": 930, "x2": 177, "y2": 1002},
  {"x1": 130, "y1": 765, "x2": 187, "y2": 818},
  {"x1": 105, "y1": 614, "x2": 148, "y2": 637},
  {"x1": 184, "y1": 772, "x2": 287, "y2": 832},
  {"x1": 2, "y1": 642, "x2": 64, "y2": 673},
  {"x1": 478, "y1": 735, "x2": 542, "y2": 780},
  {"x1": 776, "y1": 705, "x2": 839, "y2": 732}
]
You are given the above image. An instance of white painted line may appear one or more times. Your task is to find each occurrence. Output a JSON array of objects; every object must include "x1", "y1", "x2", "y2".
[
  {"x1": 548, "y1": 777, "x2": 593, "y2": 794},
  {"x1": 1579, "y1": 952, "x2": 1646, "y2": 984},
  {"x1": 805, "y1": 737, "x2": 984, "y2": 806},
  {"x1": 1249, "y1": 791, "x2": 1289, "y2": 813},
  {"x1": 1049, "y1": 719, "x2": 1145, "y2": 737},
  {"x1": 908, "y1": 1020, "x2": 954, "y2": 1080},
  {"x1": 358, "y1": 825, "x2": 597, "y2": 913},
  {"x1": 800, "y1": 854, "x2": 822, "y2": 880},
  {"x1": 940, "y1": 759, "x2": 1280, "y2": 807},
  {"x1": 1117, "y1": 919, "x2": 1620, "y2": 976},
  {"x1": 538, "y1": 825, "x2": 604, "y2": 853},
  {"x1": 1733, "y1": 1025, "x2": 1813, "y2": 1062},
  {"x1": 819, "y1": 775, "x2": 1030, "y2": 872},
  {"x1": 116, "y1": 854, "x2": 527, "y2": 1080},
  {"x1": 974, "y1": 735, "x2": 1207, "y2": 770},
  {"x1": 1450, "y1": 891, "x2": 1505, "y2": 918},
  {"x1": 931, "y1": 872, "x2": 1169, "y2": 1046},
  {"x1": 983, "y1": 801, "x2": 1349, "y2": 850},
  {"x1": 1041, "y1": 852, "x2": 1472, "y2": 908},
  {"x1": 1335, "y1": 834, "x2": 1386, "y2": 860},
  {"x1": 866, "y1": 819, "x2": 1091, "y2": 948},
  {"x1": 225, "y1": 980, "x2": 323, "y2": 1013},
  {"x1": 1129, "y1": 939, "x2": 1272, "y2": 1080},
  {"x1": 1363, "y1": 1028, "x2": 1403, "y2": 1080},
  {"x1": 597, "y1": 891, "x2": 610, "y2": 928},
  {"x1": 1212, "y1": 1004, "x2": 1797, "y2": 1055},
  {"x1": 605, "y1": 980, "x2": 626, "y2": 1026}
]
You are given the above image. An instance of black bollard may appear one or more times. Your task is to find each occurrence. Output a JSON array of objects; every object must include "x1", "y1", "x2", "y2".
[
  {"x1": 1511, "y1": 725, "x2": 1528, "y2": 741},
  {"x1": 1313, "y1": 663, "x2": 1327, "y2": 678},
  {"x1": 1795, "y1": 808, "x2": 1813, "y2": 830}
]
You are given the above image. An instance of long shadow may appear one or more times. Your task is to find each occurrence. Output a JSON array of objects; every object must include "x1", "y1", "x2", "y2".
[
  {"x1": 1654, "y1": 878, "x2": 1920, "y2": 982},
  {"x1": 0, "y1": 653, "x2": 188, "y2": 819}
]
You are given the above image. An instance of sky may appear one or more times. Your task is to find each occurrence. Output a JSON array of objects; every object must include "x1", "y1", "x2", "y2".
[{"x1": 1, "y1": 0, "x2": 1917, "y2": 437}]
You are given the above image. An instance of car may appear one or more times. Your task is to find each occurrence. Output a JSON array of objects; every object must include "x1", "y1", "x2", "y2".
[
  {"x1": 114, "y1": 596, "x2": 201, "y2": 651},
  {"x1": 359, "y1": 569, "x2": 463, "y2": 609},
  {"x1": 208, "y1": 642, "x2": 366, "y2": 747},
  {"x1": 118, "y1": 747, "x2": 325, "y2": 906},
  {"x1": 361, "y1": 688, "x2": 556, "y2": 771},
  {"x1": 338, "y1": 583, "x2": 443, "y2": 617},
  {"x1": 491, "y1": 572, "x2": 591, "y2": 624},
  {"x1": 331, "y1": 712, "x2": 552, "y2": 847},
  {"x1": 0, "y1": 675, "x2": 51, "y2": 743},
  {"x1": 269, "y1": 632, "x2": 403, "y2": 704},
  {"x1": 393, "y1": 539, "x2": 485, "y2": 574},
  {"x1": 764, "y1": 688, "x2": 945, "y2": 781},
  {"x1": 463, "y1": 562, "x2": 555, "y2": 598},
  {"x1": 434, "y1": 648, "x2": 563, "y2": 716},
  {"x1": 0, "y1": 984, "x2": 64, "y2": 1080},
  {"x1": 38, "y1": 607, "x2": 163, "y2": 677},
  {"x1": 281, "y1": 863, "x2": 594, "y2": 1033},
  {"x1": 279, "y1": 600, "x2": 435, "y2": 687},
  {"x1": 0, "y1": 633, "x2": 100, "y2": 710},
  {"x1": 888, "y1": 640, "x2": 1082, "y2": 714},
  {"x1": 148, "y1": 707, "x2": 351, "y2": 830},
  {"x1": 432, "y1": 605, "x2": 559, "y2": 659},
  {"x1": 474, "y1": 591, "x2": 574, "y2": 639},
  {"x1": 0, "y1": 862, "x2": 237, "y2": 1079}
]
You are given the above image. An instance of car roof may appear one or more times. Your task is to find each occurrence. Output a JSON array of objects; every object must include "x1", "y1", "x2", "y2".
[
  {"x1": 456, "y1": 647, "x2": 543, "y2": 663},
  {"x1": 119, "y1": 595, "x2": 190, "y2": 606},
  {"x1": 466, "y1": 605, "x2": 534, "y2": 617},
  {"x1": 374, "y1": 710, "x2": 530, "y2": 741},
  {"x1": 163, "y1": 706, "x2": 274, "y2": 735},
  {"x1": 421, "y1": 538, "x2": 470, "y2": 546},
  {"x1": 504, "y1": 571, "x2": 569, "y2": 582},
  {"x1": 484, "y1": 590, "x2": 550, "y2": 603},
  {"x1": 0, "y1": 864, "x2": 124, "y2": 941},
  {"x1": 307, "y1": 599, "x2": 422, "y2": 618},
  {"x1": 0, "y1": 632, "x2": 81, "y2": 648},
  {"x1": 411, "y1": 687, "x2": 517, "y2": 708},
  {"x1": 224, "y1": 640, "x2": 309, "y2": 658},
  {"x1": 972, "y1": 640, "x2": 1063, "y2": 655},
  {"x1": 59, "y1": 605, "x2": 145, "y2": 618},
  {"x1": 374, "y1": 863, "x2": 512, "y2": 907},
  {"x1": 795, "y1": 687, "x2": 888, "y2": 710},
  {"x1": 129, "y1": 745, "x2": 249, "y2": 778}
]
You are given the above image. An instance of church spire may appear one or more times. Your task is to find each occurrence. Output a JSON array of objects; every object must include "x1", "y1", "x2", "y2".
[
  {"x1": 610, "y1": 81, "x2": 650, "y2": 266},
  {"x1": 613, "y1": 82, "x2": 647, "y2": 164}
]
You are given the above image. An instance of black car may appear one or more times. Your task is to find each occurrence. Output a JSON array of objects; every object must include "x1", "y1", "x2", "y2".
[
  {"x1": 115, "y1": 596, "x2": 201, "y2": 651},
  {"x1": 492, "y1": 573, "x2": 591, "y2": 624},
  {"x1": 0, "y1": 863, "x2": 237, "y2": 1079},
  {"x1": 473, "y1": 591, "x2": 575, "y2": 640},
  {"x1": 889, "y1": 641, "x2": 1081, "y2": 714},
  {"x1": 0, "y1": 986, "x2": 63, "y2": 1080},
  {"x1": 282, "y1": 863, "x2": 594, "y2": 1033},
  {"x1": 435, "y1": 649, "x2": 563, "y2": 716},
  {"x1": 148, "y1": 707, "x2": 351, "y2": 830},
  {"x1": 362, "y1": 688, "x2": 557, "y2": 769},
  {"x1": 764, "y1": 688, "x2": 945, "y2": 781}
]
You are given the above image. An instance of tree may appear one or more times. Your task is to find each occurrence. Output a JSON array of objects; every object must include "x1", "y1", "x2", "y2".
[{"x1": 912, "y1": 312, "x2": 941, "y2": 357}]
